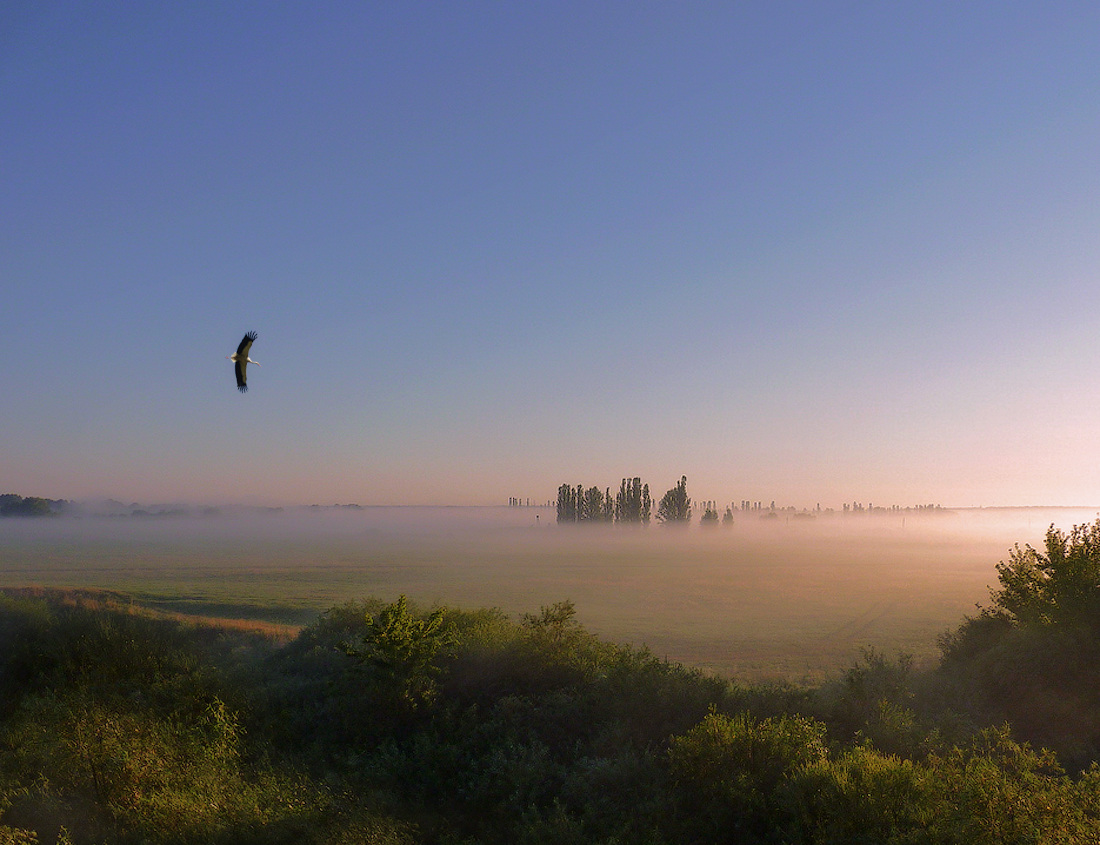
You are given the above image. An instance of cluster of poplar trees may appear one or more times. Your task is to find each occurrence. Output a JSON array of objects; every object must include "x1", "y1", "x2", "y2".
[
  {"x1": 556, "y1": 477, "x2": 653, "y2": 524},
  {"x1": 557, "y1": 476, "x2": 692, "y2": 525}
]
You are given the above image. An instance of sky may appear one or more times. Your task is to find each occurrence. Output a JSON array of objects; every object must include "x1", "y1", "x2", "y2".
[{"x1": 2, "y1": 1, "x2": 1100, "y2": 509}]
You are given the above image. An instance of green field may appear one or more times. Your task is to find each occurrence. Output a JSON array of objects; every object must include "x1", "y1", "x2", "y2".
[{"x1": 0, "y1": 506, "x2": 1090, "y2": 681}]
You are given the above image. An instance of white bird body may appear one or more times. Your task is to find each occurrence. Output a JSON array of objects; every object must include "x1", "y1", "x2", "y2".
[{"x1": 227, "y1": 331, "x2": 260, "y2": 392}]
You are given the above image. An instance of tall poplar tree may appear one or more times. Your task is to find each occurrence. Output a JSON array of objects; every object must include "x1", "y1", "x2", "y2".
[
  {"x1": 657, "y1": 476, "x2": 692, "y2": 524},
  {"x1": 615, "y1": 477, "x2": 652, "y2": 525},
  {"x1": 556, "y1": 484, "x2": 579, "y2": 523}
]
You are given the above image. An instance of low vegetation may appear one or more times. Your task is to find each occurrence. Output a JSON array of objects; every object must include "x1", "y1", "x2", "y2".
[{"x1": 3, "y1": 521, "x2": 1100, "y2": 842}]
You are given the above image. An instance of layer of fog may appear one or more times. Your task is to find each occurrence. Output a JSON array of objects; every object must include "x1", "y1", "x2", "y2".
[{"x1": 3, "y1": 505, "x2": 1098, "y2": 681}]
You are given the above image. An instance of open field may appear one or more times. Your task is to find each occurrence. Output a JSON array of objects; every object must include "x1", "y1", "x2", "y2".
[{"x1": 1, "y1": 505, "x2": 1095, "y2": 682}]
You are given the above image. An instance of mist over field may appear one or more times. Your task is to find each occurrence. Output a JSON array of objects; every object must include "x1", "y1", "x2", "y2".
[{"x1": 3, "y1": 504, "x2": 1093, "y2": 681}]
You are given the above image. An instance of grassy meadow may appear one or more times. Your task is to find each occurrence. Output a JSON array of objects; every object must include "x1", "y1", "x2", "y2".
[{"x1": 2, "y1": 504, "x2": 1085, "y2": 682}]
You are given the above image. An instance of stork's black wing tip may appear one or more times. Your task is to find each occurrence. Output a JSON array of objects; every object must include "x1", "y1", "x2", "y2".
[
  {"x1": 238, "y1": 384, "x2": 248, "y2": 393},
  {"x1": 245, "y1": 331, "x2": 258, "y2": 342}
]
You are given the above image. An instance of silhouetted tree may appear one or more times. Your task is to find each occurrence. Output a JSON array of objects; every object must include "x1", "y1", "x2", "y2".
[
  {"x1": 614, "y1": 477, "x2": 652, "y2": 525},
  {"x1": 580, "y1": 486, "x2": 612, "y2": 523},
  {"x1": 556, "y1": 484, "x2": 579, "y2": 523},
  {"x1": 657, "y1": 476, "x2": 691, "y2": 525}
]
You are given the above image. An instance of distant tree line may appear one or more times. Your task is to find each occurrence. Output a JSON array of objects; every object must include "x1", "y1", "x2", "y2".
[
  {"x1": 555, "y1": 481, "x2": 950, "y2": 528},
  {"x1": 0, "y1": 493, "x2": 66, "y2": 517},
  {"x1": 558, "y1": 476, "x2": 698, "y2": 525},
  {"x1": 843, "y1": 502, "x2": 944, "y2": 513}
]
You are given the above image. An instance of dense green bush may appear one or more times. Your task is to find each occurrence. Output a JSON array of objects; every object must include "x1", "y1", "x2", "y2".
[
  {"x1": 780, "y1": 744, "x2": 934, "y2": 844},
  {"x1": 0, "y1": 593, "x2": 412, "y2": 845},
  {"x1": 667, "y1": 709, "x2": 828, "y2": 843},
  {"x1": 5, "y1": 577, "x2": 1100, "y2": 843},
  {"x1": 935, "y1": 521, "x2": 1100, "y2": 769}
]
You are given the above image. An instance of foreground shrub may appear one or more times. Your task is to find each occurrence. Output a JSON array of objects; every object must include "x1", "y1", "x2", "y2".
[
  {"x1": 8, "y1": 690, "x2": 247, "y2": 837},
  {"x1": 924, "y1": 727, "x2": 1100, "y2": 844},
  {"x1": 781, "y1": 744, "x2": 933, "y2": 844},
  {"x1": 0, "y1": 594, "x2": 414, "y2": 844},
  {"x1": 666, "y1": 709, "x2": 828, "y2": 843},
  {"x1": 936, "y1": 522, "x2": 1100, "y2": 768},
  {"x1": 8, "y1": 584, "x2": 1100, "y2": 843}
]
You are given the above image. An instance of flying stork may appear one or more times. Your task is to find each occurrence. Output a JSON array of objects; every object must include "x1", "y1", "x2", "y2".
[{"x1": 227, "y1": 331, "x2": 259, "y2": 392}]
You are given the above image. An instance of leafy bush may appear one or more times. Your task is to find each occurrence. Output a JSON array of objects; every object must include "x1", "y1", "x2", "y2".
[
  {"x1": 922, "y1": 727, "x2": 1100, "y2": 844},
  {"x1": 667, "y1": 708, "x2": 828, "y2": 842},
  {"x1": 8, "y1": 690, "x2": 249, "y2": 838},
  {"x1": 341, "y1": 595, "x2": 454, "y2": 712},
  {"x1": 780, "y1": 745, "x2": 933, "y2": 844},
  {"x1": 822, "y1": 647, "x2": 927, "y2": 757},
  {"x1": 935, "y1": 521, "x2": 1100, "y2": 767},
  {"x1": 0, "y1": 593, "x2": 412, "y2": 844},
  {"x1": 990, "y1": 521, "x2": 1100, "y2": 630},
  {"x1": 8, "y1": 578, "x2": 1100, "y2": 844}
]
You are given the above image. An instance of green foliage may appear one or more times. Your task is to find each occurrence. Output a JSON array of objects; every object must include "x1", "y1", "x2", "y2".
[
  {"x1": 0, "y1": 593, "x2": 413, "y2": 844},
  {"x1": 935, "y1": 521, "x2": 1100, "y2": 768},
  {"x1": 826, "y1": 648, "x2": 922, "y2": 755},
  {"x1": 656, "y1": 476, "x2": 691, "y2": 524},
  {"x1": 936, "y1": 619, "x2": 1100, "y2": 770},
  {"x1": 990, "y1": 520, "x2": 1100, "y2": 630},
  {"x1": 667, "y1": 708, "x2": 828, "y2": 842},
  {"x1": 0, "y1": 788, "x2": 38, "y2": 845},
  {"x1": 560, "y1": 478, "x2": 652, "y2": 525},
  {"x1": 9, "y1": 575, "x2": 1100, "y2": 844},
  {"x1": 780, "y1": 745, "x2": 934, "y2": 844},
  {"x1": 341, "y1": 595, "x2": 454, "y2": 712},
  {"x1": 520, "y1": 600, "x2": 585, "y2": 650},
  {"x1": 556, "y1": 483, "x2": 578, "y2": 523},
  {"x1": 584, "y1": 486, "x2": 615, "y2": 522},
  {"x1": 921, "y1": 726, "x2": 1100, "y2": 844},
  {"x1": 8, "y1": 690, "x2": 250, "y2": 838},
  {"x1": 556, "y1": 484, "x2": 614, "y2": 523},
  {"x1": 329, "y1": 598, "x2": 734, "y2": 843},
  {"x1": 669, "y1": 716, "x2": 1100, "y2": 844}
]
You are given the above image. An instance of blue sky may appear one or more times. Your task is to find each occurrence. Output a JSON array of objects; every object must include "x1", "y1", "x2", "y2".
[{"x1": 3, "y1": 2, "x2": 1100, "y2": 507}]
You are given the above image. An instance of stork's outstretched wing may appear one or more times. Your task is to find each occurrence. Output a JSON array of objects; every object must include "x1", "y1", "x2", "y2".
[
  {"x1": 235, "y1": 360, "x2": 248, "y2": 392},
  {"x1": 236, "y1": 331, "x2": 258, "y2": 357}
]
